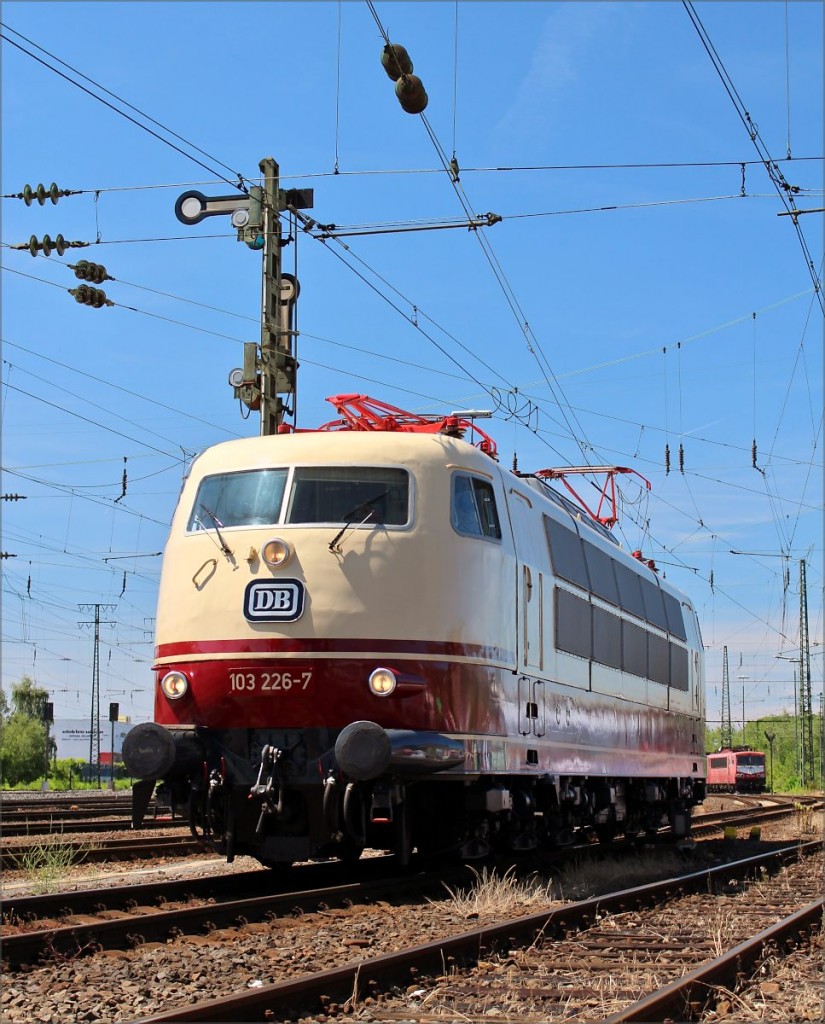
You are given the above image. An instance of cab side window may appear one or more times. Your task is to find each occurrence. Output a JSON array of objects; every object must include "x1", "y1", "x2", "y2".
[{"x1": 451, "y1": 474, "x2": 501, "y2": 540}]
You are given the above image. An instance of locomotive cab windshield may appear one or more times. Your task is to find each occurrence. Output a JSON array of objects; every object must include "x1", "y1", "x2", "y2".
[{"x1": 186, "y1": 465, "x2": 409, "y2": 530}]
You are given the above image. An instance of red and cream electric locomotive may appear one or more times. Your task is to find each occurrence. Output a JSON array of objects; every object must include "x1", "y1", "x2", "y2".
[{"x1": 124, "y1": 394, "x2": 706, "y2": 866}]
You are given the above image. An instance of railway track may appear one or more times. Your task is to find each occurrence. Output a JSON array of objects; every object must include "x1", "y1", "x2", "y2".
[
  {"x1": 691, "y1": 794, "x2": 822, "y2": 837},
  {"x1": 1, "y1": 790, "x2": 814, "y2": 880},
  {"x1": 120, "y1": 840, "x2": 821, "y2": 1024},
  {"x1": 0, "y1": 833, "x2": 207, "y2": 872},
  {"x1": 3, "y1": 800, "x2": 779, "y2": 948},
  {"x1": 1, "y1": 866, "x2": 441, "y2": 971},
  {"x1": 1, "y1": 816, "x2": 182, "y2": 838},
  {"x1": 3, "y1": 802, "x2": 804, "y2": 970},
  {"x1": 0, "y1": 792, "x2": 175, "y2": 837},
  {"x1": 2, "y1": 821, "x2": 820, "y2": 1021}
]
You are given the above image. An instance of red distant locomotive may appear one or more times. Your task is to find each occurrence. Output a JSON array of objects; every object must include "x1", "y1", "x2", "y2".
[{"x1": 706, "y1": 748, "x2": 766, "y2": 793}]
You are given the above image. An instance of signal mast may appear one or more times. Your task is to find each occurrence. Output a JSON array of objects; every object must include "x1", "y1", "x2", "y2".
[{"x1": 175, "y1": 157, "x2": 312, "y2": 435}]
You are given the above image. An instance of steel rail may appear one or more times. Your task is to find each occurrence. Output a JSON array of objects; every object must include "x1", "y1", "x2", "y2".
[
  {"x1": 1, "y1": 854, "x2": 396, "y2": 923},
  {"x1": 0, "y1": 833, "x2": 204, "y2": 871},
  {"x1": 691, "y1": 800, "x2": 823, "y2": 837},
  {"x1": 2, "y1": 860, "x2": 464, "y2": 968},
  {"x1": 2, "y1": 879, "x2": 363, "y2": 969},
  {"x1": 129, "y1": 840, "x2": 821, "y2": 1024},
  {"x1": 1, "y1": 817, "x2": 183, "y2": 837},
  {"x1": 601, "y1": 896, "x2": 823, "y2": 1023}
]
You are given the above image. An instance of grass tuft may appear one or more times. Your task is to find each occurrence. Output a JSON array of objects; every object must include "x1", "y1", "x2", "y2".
[
  {"x1": 9, "y1": 835, "x2": 99, "y2": 893},
  {"x1": 439, "y1": 865, "x2": 559, "y2": 918}
]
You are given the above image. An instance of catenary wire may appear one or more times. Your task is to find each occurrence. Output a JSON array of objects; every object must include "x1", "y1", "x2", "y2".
[
  {"x1": 0, "y1": 23, "x2": 249, "y2": 191},
  {"x1": 682, "y1": 1, "x2": 824, "y2": 315}
]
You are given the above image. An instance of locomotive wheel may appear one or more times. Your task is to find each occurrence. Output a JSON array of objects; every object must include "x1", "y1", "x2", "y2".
[
  {"x1": 595, "y1": 822, "x2": 617, "y2": 845},
  {"x1": 337, "y1": 837, "x2": 364, "y2": 864},
  {"x1": 594, "y1": 808, "x2": 617, "y2": 845},
  {"x1": 224, "y1": 794, "x2": 236, "y2": 863},
  {"x1": 342, "y1": 782, "x2": 366, "y2": 847}
]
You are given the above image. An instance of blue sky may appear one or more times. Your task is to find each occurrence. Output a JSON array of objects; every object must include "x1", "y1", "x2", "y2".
[{"x1": 2, "y1": 1, "x2": 822, "y2": 736}]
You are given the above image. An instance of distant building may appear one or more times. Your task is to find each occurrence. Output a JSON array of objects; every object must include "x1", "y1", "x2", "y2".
[{"x1": 53, "y1": 717, "x2": 136, "y2": 762}]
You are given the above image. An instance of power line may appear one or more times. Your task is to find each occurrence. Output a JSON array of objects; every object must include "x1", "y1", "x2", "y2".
[
  {"x1": 365, "y1": 8, "x2": 603, "y2": 467},
  {"x1": 7, "y1": 257, "x2": 819, "y2": 480},
  {"x1": 2, "y1": 381, "x2": 186, "y2": 463},
  {"x1": 682, "y1": 1, "x2": 824, "y2": 316},
  {"x1": 276, "y1": 156, "x2": 824, "y2": 180},
  {"x1": 3, "y1": 337, "x2": 244, "y2": 437},
  {"x1": 4, "y1": 160, "x2": 822, "y2": 201},
  {"x1": 0, "y1": 23, "x2": 249, "y2": 192}
]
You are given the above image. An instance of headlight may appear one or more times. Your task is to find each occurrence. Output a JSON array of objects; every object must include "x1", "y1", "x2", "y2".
[
  {"x1": 368, "y1": 667, "x2": 397, "y2": 697},
  {"x1": 160, "y1": 671, "x2": 189, "y2": 700},
  {"x1": 262, "y1": 537, "x2": 290, "y2": 567}
]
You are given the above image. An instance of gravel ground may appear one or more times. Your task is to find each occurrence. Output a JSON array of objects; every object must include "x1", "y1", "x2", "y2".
[
  {"x1": 0, "y1": 794, "x2": 794, "y2": 898},
  {"x1": 1, "y1": 806, "x2": 821, "y2": 1024},
  {"x1": 1, "y1": 840, "x2": 257, "y2": 899},
  {"x1": 702, "y1": 927, "x2": 824, "y2": 1023}
]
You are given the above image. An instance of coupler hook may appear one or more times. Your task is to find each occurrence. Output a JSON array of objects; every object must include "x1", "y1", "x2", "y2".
[{"x1": 250, "y1": 743, "x2": 285, "y2": 836}]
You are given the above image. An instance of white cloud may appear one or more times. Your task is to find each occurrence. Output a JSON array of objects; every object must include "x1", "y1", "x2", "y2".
[{"x1": 494, "y1": 1, "x2": 629, "y2": 142}]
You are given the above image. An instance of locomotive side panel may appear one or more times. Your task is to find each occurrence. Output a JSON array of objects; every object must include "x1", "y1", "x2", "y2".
[
  {"x1": 488, "y1": 471, "x2": 706, "y2": 808},
  {"x1": 502, "y1": 477, "x2": 703, "y2": 731}
]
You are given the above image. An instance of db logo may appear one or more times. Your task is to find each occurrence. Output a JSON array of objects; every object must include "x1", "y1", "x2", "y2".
[{"x1": 244, "y1": 580, "x2": 305, "y2": 622}]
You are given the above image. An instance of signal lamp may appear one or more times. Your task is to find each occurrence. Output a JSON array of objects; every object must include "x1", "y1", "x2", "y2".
[
  {"x1": 368, "y1": 667, "x2": 397, "y2": 697},
  {"x1": 262, "y1": 538, "x2": 290, "y2": 567},
  {"x1": 160, "y1": 671, "x2": 189, "y2": 700}
]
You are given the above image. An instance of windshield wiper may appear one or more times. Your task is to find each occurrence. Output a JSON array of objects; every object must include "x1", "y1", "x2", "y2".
[
  {"x1": 196, "y1": 503, "x2": 233, "y2": 558},
  {"x1": 328, "y1": 491, "x2": 389, "y2": 552}
]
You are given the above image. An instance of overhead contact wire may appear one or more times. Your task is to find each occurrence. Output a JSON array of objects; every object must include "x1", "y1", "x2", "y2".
[
  {"x1": 682, "y1": 2, "x2": 823, "y2": 315},
  {"x1": 364, "y1": 0, "x2": 602, "y2": 467},
  {"x1": 0, "y1": 25, "x2": 248, "y2": 192}
]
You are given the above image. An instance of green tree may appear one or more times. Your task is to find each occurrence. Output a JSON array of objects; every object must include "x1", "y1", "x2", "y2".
[
  {"x1": 1, "y1": 713, "x2": 48, "y2": 786},
  {"x1": 8, "y1": 675, "x2": 50, "y2": 720},
  {"x1": 50, "y1": 758, "x2": 87, "y2": 789},
  {"x1": 0, "y1": 676, "x2": 50, "y2": 787}
]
